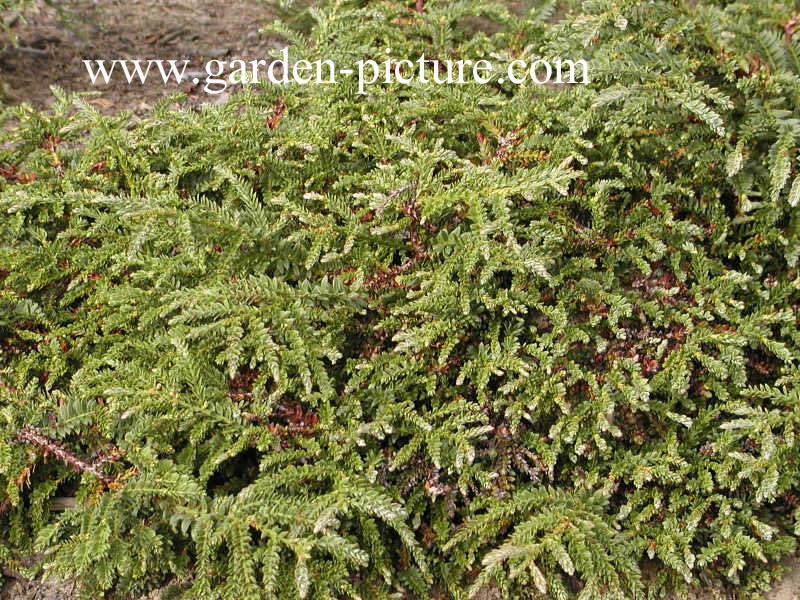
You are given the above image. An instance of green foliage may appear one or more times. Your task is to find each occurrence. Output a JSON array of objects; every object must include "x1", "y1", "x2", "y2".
[{"x1": 1, "y1": 0, "x2": 800, "y2": 598}]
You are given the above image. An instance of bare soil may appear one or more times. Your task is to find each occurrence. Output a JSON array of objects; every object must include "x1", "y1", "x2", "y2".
[
  {"x1": 766, "y1": 557, "x2": 800, "y2": 600},
  {"x1": 0, "y1": 0, "x2": 282, "y2": 111},
  {"x1": 3, "y1": 563, "x2": 800, "y2": 600}
]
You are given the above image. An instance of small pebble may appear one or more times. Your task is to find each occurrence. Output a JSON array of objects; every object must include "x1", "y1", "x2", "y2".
[{"x1": 204, "y1": 47, "x2": 230, "y2": 58}]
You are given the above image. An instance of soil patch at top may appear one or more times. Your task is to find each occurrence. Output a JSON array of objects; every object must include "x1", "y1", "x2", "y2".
[{"x1": 1, "y1": 0, "x2": 280, "y2": 112}]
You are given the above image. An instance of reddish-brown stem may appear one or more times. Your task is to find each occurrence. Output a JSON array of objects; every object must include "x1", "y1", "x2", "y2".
[{"x1": 15, "y1": 425, "x2": 112, "y2": 485}]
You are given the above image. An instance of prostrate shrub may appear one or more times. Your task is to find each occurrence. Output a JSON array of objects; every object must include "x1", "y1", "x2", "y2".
[{"x1": 1, "y1": 1, "x2": 799, "y2": 598}]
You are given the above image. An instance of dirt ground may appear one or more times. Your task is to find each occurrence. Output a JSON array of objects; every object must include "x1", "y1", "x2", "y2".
[
  {"x1": 1, "y1": 562, "x2": 800, "y2": 600},
  {"x1": 0, "y1": 0, "x2": 282, "y2": 111},
  {"x1": 769, "y1": 560, "x2": 800, "y2": 600},
  {"x1": 1, "y1": 1, "x2": 800, "y2": 599}
]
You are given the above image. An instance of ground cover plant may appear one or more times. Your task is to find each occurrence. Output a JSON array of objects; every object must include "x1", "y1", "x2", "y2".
[{"x1": 1, "y1": 0, "x2": 799, "y2": 598}]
